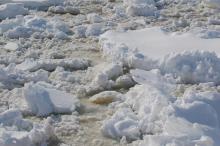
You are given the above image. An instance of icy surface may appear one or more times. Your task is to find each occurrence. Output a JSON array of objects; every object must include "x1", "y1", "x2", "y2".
[
  {"x1": 102, "y1": 69, "x2": 220, "y2": 145},
  {"x1": 100, "y1": 27, "x2": 220, "y2": 84},
  {"x1": 0, "y1": 3, "x2": 28, "y2": 20},
  {"x1": 100, "y1": 27, "x2": 220, "y2": 60},
  {"x1": 0, "y1": 109, "x2": 54, "y2": 146},
  {"x1": 0, "y1": 0, "x2": 64, "y2": 10},
  {"x1": 1, "y1": 0, "x2": 220, "y2": 145},
  {"x1": 23, "y1": 82, "x2": 80, "y2": 116},
  {"x1": 204, "y1": 0, "x2": 220, "y2": 8},
  {"x1": 123, "y1": 0, "x2": 157, "y2": 16},
  {"x1": 0, "y1": 15, "x2": 71, "y2": 39}
]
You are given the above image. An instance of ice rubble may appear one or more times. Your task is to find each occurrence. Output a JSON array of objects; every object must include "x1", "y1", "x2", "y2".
[
  {"x1": 74, "y1": 23, "x2": 105, "y2": 38},
  {"x1": 160, "y1": 51, "x2": 220, "y2": 84},
  {"x1": 204, "y1": 0, "x2": 220, "y2": 8},
  {"x1": 0, "y1": 109, "x2": 54, "y2": 146},
  {"x1": 86, "y1": 63, "x2": 123, "y2": 93},
  {"x1": 0, "y1": 3, "x2": 28, "y2": 20},
  {"x1": 102, "y1": 69, "x2": 220, "y2": 145},
  {"x1": 123, "y1": 0, "x2": 157, "y2": 16},
  {"x1": 100, "y1": 27, "x2": 220, "y2": 60},
  {"x1": 100, "y1": 27, "x2": 220, "y2": 84},
  {"x1": 0, "y1": 15, "x2": 71, "y2": 39},
  {"x1": 0, "y1": 64, "x2": 49, "y2": 89},
  {"x1": 87, "y1": 13, "x2": 103, "y2": 23},
  {"x1": 48, "y1": 6, "x2": 80, "y2": 15},
  {"x1": 16, "y1": 58, "x2": 90, "y2": 72},
  {"x1": 4, "y1": 42, "x2": 20, "y2": 51},
  {"x1": 23, "y1": 82, "x2": 80, "y2": 116},
  {"x1": 0, "y1": 0, "x2": 64, "y2": 10}
]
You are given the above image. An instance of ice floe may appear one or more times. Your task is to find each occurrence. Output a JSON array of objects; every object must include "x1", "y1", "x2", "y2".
[
  {"x1": 16, "y1": 58, "x2": 90, "y2": 72},
  {"x1": 0, "y1": 0, "x2": 64, "y2": 10},
  {"x1": 0, "y1": 109, "x2": 54, "y2": 146},
  {"x1": 100, "y1": 27, "x2": 220, "y2": 60},
  {"x1": 0, "y1": 15, "x2": 71, "y2": 39},
  {"x1": 100, "y1": 27, "x2": 220, "y2": 84},
  {"x1": 89, "y1": 91, "x2": 123, "y2": 105},
  {"x1": 0, "y1": 3, "x2": 28, "y2": 20},
  {"x1": 23, "y1": 82, "x2": 80, "y2": 116},
  {"x1": 123, "y1": 0, "x2": 157, "y2": 17}
]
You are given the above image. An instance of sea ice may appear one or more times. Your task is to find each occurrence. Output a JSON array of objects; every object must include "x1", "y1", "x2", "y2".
[
  {"x1": 0, "y1": 15, "x2": 71, "y2": 39},
  {"x1": 0, "y1": 3, "x2": 28, "y2": 20},
  {"x1": 0, "y1": 0, "x2": 64, "y2": 10},
  {"x1": 23, "y1": 82, "x2": 80, "y2": 116},
  {"x1": 102, "y1": 69, "x2": 220, "y2": 145}
]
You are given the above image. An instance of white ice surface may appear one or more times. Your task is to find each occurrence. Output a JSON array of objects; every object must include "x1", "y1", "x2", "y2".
[
  {"x1": 100, "y1": 27, "x2": 220, "y2": 60},
  {"x1": 100, "y1": 27, "x2": 220, "y2": 84},
  {"x1": 204, "y1": 0, "x2": 220, "y2": 8},
  {"x1": 0, "y1": 109, "x2": 54, "y2": 146},
  {"x1": 23, "y1": 82, "x2": 80, "y2": 116},
  {"x1": 0, "y1": 0, "x2": 64, "y2": 10},
  {"x1": 0, "y1": 3, "x2": 28, "y2": 20},
  {"x1": 0, "y1": 15, "x2": 71, "y2": 39},
  {"x1": 123, "y1": 0, "x2": 157, "y2": 16},
  {"x1": 102, "y1": 69, "x2": 220, "y2": 145}
]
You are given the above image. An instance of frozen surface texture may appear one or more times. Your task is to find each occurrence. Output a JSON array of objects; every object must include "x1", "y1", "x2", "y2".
[
  {"x1": 1, "y1": 0, "x2": 220, "y2": 145},
  {"x1": 0, "y1": 15, "x2": 71, "y2": 39},
  {"x1": 0, "y1": 3, "x2": 28, "y2": 20},
  {"x1": 23, "y1": 82, "x2": 80, "y2": 116},
  {"x1": 102, "y1": 69, "x2": 220, "y2": 145}
]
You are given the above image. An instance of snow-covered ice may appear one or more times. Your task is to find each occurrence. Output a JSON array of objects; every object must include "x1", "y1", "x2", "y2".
[
  {"x1": 23, "y1": 82, "x2": 80, "y2": 116},
  {"x1": 100, "y1": 27, "x2": 220, "y2": 60},
  {"x1": 100, "y1": 27, "x2": 220, "y2": 84},
  {"x1": 0, "y1": 3, "x2": 28, "y2": 20},
  {"x1": 1, "y1": 0, "x2": 220, "y2": 145},
  {"x1": 0, "y1": 15, "x2": 71, "y2": 39},
  {"x1": 16, "y1": 58, "x2": 90, "y2": 72},
  {"x1": 0, "y1": 109, "x2": 54, "y2": 146},
  {"x1": 123, "y1": 0, "x2": 157, "y2": 16},
  {"x1": 0, "y1": 0, "x2": 64, "y2": 10},
  {"x1": 204, "y1": 0, "x2": 220, "y2": 8},
  {"x1": 102, "y1": 69, "x2": 220, "y2": 145}
]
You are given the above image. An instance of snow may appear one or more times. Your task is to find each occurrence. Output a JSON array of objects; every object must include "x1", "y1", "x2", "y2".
[
  {"x1": 0, "y1": 109, "x2": 54, "y2": 146},
  {"x1": 85, "y1": 23, "x2": 104, "y2": 37},
  {"x1": 0, "y1": 3, "x2": 28, "y2": 20},
  {"x1": 0, "y1": 109, "x2": 32, "y2": 128},
  {"x1": 4, "y1": 42, "x2": 20, "y2": 51},
  {"x1": 0, "y1": 15, "x2": 71, "y2": 39},
  {"x1": 100, "y1": 27, "x2": 220, "y2": 60},
  {"x1": 160, "y1": 51, "x2": 220, "y2": 84},
  {"x1": 123, "y1": 0, "x2": 157, "y2": 16},
  {"x1": 89, "y1": 63, "x2": 123, "y2": 90},
  {"x1": 0, "y1": 0, "x2": 64, "y2": 10},
  {"x1": 1, "y1": 0, "x2": 220, "y2": 145},
  {"x1": 102, "y1": 69, "x2": 220, "y2": 145},
  {"x1": 100, "y1": 27, "x2": 220, "y2": 84},
  {"x1": 0, "y1": 64, "x2": 49, "y2": 90},
  {"x1": 87, "y1": 13, "x2": 103, "y2": 23},
  {"x1": 16, "y1": 58, "x2": 90, "y2": 72},
  {"x1": 23, "y1": 82, "x2": 80, "y2": 116},
  {"x1": 204, "y1": 0, "x2": 220, "y2": 8},
  {"x1": 49, "y1": 6, "x2": 80, "y2": 15}
]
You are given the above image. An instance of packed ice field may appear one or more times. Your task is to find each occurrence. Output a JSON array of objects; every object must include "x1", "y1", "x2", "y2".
[{"x1": 1, "y1": 0, "x2": 220, "y2": 146}]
